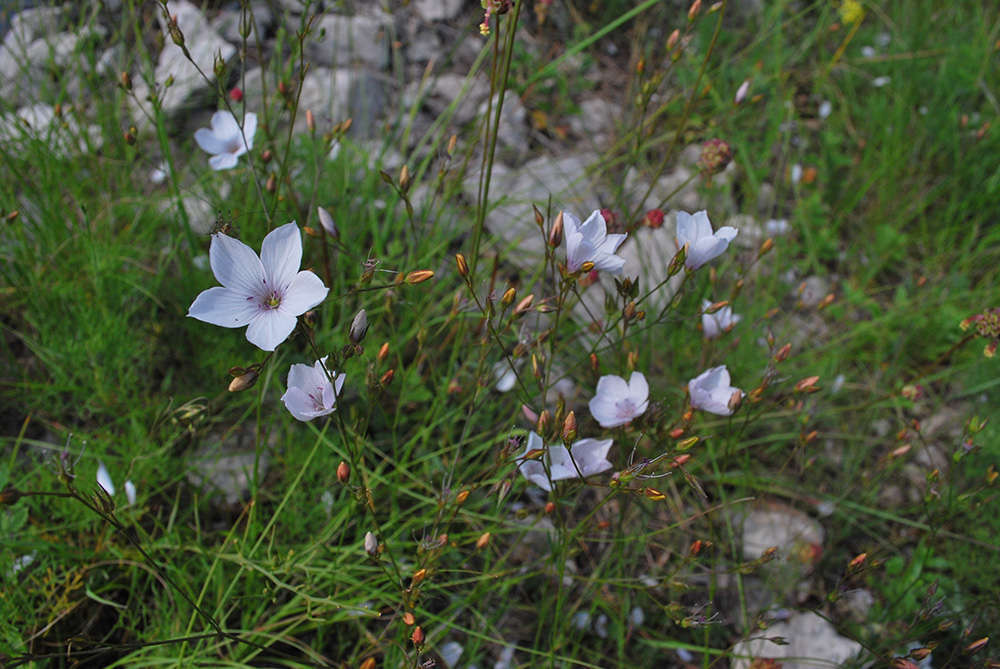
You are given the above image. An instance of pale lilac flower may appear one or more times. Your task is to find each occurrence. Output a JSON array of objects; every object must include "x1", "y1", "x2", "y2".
[
  {"x1": 818, "y1": 100, "x2": 832, "y2": 119},
  {"x1": 674, "y1": 210, "x2": 738, "y2": 270},
  {"x1": 563, "y1": 209, "x2": 628, "y2": 275},
  {"x1": 517, "y1": 431, "x2": 614, "y2": 491},
  {"x1": 439, "y1": 642, "x2": 464, "y2": 667},
  {"x1": 194, "y1": 110, "x2": 257, "y2": 170},
  {"x1": 589, "y1": 372, "x2": 649, "y2": 428},
  {"x1": 96, "y1": 461, "x2": 114, "y2": 496},
  {"x1": 124, "y1": 480, "x2": 137, "y2": 506},
  {"x1": 688, "y1": 365, "x2": 743, "y2": 416},
  {"x1": 701, "y1": 299, "x2": 741, "y2": 339},
  {"x1": 860, "y1": 45, "x2": 876, "y2": 58},
  {"x1": 188, "y1": 222, "x2": 329, "y2": 351},
  {"x1": 150, "y1": 161, "x2": 168, "y2": 184},
  {"x1": 734, "y1": 79, "x2": 750, "y2": 104},
  {"x1": 765, "y1": 218, "x2": 790, "y2": 235},
  {"x1": 280, "y1": 356, "x2": 345, "y2": 422},
  {"x1": 872, "y1": 76, "x2": 890, "y2": 88}
]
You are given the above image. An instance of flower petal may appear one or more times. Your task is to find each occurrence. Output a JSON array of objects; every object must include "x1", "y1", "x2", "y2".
[
  {"x1": 261, "y1": 222, "x2": 303, "y2": 291},
  {"x1": 241, "y1": 112, "x2": 257, "y2": 151},
  {"x1": 280, "y1": 270, "x2": 329, "y2": 316},
  {"x1": 595, "y1": 374, "x2": 630, "y2": 399},
  {"x1": 194, "y1": 127, "x2": 228, "y2": 154},
  {"x1": 246, "y1": 310, "x2": 297, "y2": 351},
  {"x1": 209, "y1": 232, "x2": 266, "y2": 293},
  {"x1": 287, "y1": 361, "x2": 319, "y2": 392},
  {"x1": 715, "y1": 225, "x2": 738, "y2": 242},
  {"x1": 546, "y1": 445, "x2": 576, "y2": 480},
  {"x1": 691, "y1": 210, "x2": 713, "y2": 238},
  {"x1": 578, "y1": 210, "x2": 608, "y2": 244},
  {"x1": 281, "y1": 386, "x2": 319, "y2": 421},
  {"x1": 188, "y1": 286, "x2": 258, "y2": 327},
  {"x1": 589, "y1": 396, "x2": 624, "y2": 428},
  {"x1": 210, "y1": 110, "x2": 241, "y2": 140},
  {"x1": 568, "y1": 438, "x2": 614, "y2": 476},
  {"x1": 675, "y1": 210, "x2": 695, "y2": 246},
  {"x1": 628, "y1": 372, "x2": 649, "y2": 407},
  {"x1": 96, "y1": 462, "x2": 115, "y2": 496},
  {"x1": 209, "y1": 152, "x2": 240, "y2": 170}
]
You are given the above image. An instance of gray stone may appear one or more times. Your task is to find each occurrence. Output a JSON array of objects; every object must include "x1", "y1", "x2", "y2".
[
  {"x1": 305, "y1": 12, "x2": 390, "y2": 70},
  {"x1": 463, "y1": 152, "x2": 600, "y2": 268},
  {"x1": 624, "y1": 164, "x2": 703, "y2": 215},
  {"x1": 413, "y1": 0, "x2": 468, "y2": 21},
  {"x1": 130, "y1": 0, "x2": 236, "y2": 126},
  {"x1": 568, "y1": 97, "x2": 618, "y2": 145},
  {"x1": 731, "y1": 611, "x2": 864, "y2": 669},
  {"x1": 295, "y1": 67, "x2": 386, "y2": 137},
  {"x1": 738, "y1": 502, "x2": 824, "y2": 592},
  {"x1": 0, "y1": 103, "x2": 102, "y2": 159},
  {"x1": 796, "y1": 275, "x2": 830, "y2": 308},
  {"x1": 211, "y1": 4, "x2": 274, "y2": 44},
  {"x1": 478, "y1": 92, "x2": 528, "y2": 157},
  {"x1": 405, "y1": 73, "x2": 490, "y2": 126},
  {"x1": 187, "y1": 447, "x2": 269, "y2": 506}
]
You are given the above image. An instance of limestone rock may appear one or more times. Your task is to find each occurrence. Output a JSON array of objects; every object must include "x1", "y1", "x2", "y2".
[
  {"x1": 731, "y1": 611, "x2": 864, "y2": 669},
  {"x1": 0, "y1": 103, "x2": 102, "y2": 158},
  {"x1": 305, "y1": 11, "x2": 390, "y2": 70},
  {"x1": 413, "y1": 0, "x2": 468, "y2": 22}
]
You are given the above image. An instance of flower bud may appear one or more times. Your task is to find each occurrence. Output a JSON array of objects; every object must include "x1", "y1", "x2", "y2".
[
  {"x1": 644, "y1": 208, "x2": 665, "y2": 228},
  {"x1": 447, "y1": 134, "x2": 458, "y2": 155},
  {"x1": 501, "y1": 287, "x2": 516, "y2": 306},
  {"x1": 455, "y1": 253, "x2": 469, "y2": 277},
  {"x1": 455, "y1": 489, "x2": 470, "y2": 505},
  {"x1": 228, "y1": 368, "x2": 259, "y2": 392},
  {"x1": 794, "y1": 376, "x2": 820, "y2": 393},
  {"x1": 561, "y1": 411, "x2": 577, "y2": 443},
  {"x1": 5, "y1": 210, "x2": 19, "y2": 222},
  {"x1": 537, "y1": 409, "x2": 551, "y2": 435},
  {"x1": 277, "y1": 80, "x2": 289, "y2": 97},
  {"x1": 359, "y1": 658, "x2": 375, "y2": 669},
  {"x1": 514, "y1": 294, "x2": 535, "y2": 315},
  {"x1": 668, "y1": 244, "x2": 688, "y2": 276},
  {"x1": 120, "y1": 71, "x2": 132, "y2": 90},
  {"x1": 167, "y1": 16, "x2": 185, "y2": 47},
  {"x1": 666, "y1": 29, "x2": 680, "y2": 50},
  {"x1": 266, "y1": 173, "x2": 277, "y2": 192},
  {"x1": 305, "y1": 109, "x2": 315, "y2": 134},
  {"x1": 548, "y1": 211, "x2": 564, "y2": 247},
  {"x1": 405, "y1": 270, "x2": 434, "y2": 284},
  {"x1": 349, "y1": 309, "x2": 369, "y2": 343},
  {"x1": 261, "y1": 149, "x2": 273, "y2": 163},
  {"x1": 758, "y1": 237, "x2": 774, "y2": 258},
  {"x1": 402, "y1": 611, "x2": 415, "y2": 625},
  {"x1": 316, "y1": 206, "x2": 337, "y2": 238},
  {"x1": 698, "y1": 138, "x2": 733, "y2": 176},
  {"x1": 0, "y1": 486, "x2": 23, "y2": 506},
  {"x1": 380, "y1": 369, "x2": 395, "y2": 386},
  {"x1": 687, "y1": 0, "x2": 702, "y2": 20},
  {"x1": 964, "y1": 637, "x2": 989, "y2": 654},
  {"x1": 475, "y1": 532, "x2": 491, "y2": 549},
  {"x1": 377, "y1": 342, "x2": 389, "y2": 361},
  {"x1": 213, "y1": 49, "x2": 226, "y2": 79},
  {"x1": 124, "y1": 129, "x2": 136, "y2": 145},
  {"x1": 337, "y1": 461, "x2": 350, "y2": 483},
  {"x1": 398, "y1": 164, "x2": 410, "y2": 191},
  {"x1": 411, "y1": 568, "x2": 428, "y2": 586},
  {"x1": 411, "y1": 626, "x2": 424, "y2": 645},
  {"x1": 579, "y1": 261, "x2": 595, "y2": 274},
  {"x1": 364, "y1": 531, "x2": 378, "y2": 555},
  {"x1": 774, "y1": 343, "x2": 792, "y2": 362}
]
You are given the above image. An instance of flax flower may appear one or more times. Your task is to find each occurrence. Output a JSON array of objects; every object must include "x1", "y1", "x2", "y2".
[
  {"x1": 589, "y1": 372, "x2": 649, "y2": 428},
  {"x1": 688, "y1": 365, "x2": 743, "y2": 416},
  {"x1": 701, "y1": 300, "x2": 741, "y2": 339},
  {"x1": 563, "y1": 209, "x2": 628, "y2": 275},
  {"x1": 194, "y1": 110, "x2": 257, "y2": 170},
  {"x1": 517, "y1": 431, "x2": 614, "y2": 491},
  {"x1": 675, "y1": 210, "x2": 738, "y2": 270},
  {"x1": 188, "y1": 222, "x2": 329, "y2": 351},
  {"x1": 281, "y1": 357, "x2": 345, "y2": 422}
]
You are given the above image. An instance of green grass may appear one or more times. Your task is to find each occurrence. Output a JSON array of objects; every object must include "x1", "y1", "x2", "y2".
[{"x1": 1, "y1": 0, "x2": 999, "y2": 667}]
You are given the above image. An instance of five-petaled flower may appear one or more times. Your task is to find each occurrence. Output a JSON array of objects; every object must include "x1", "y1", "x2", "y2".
[
  {"x1": 281, "y1": 357, "x2": 345, "y2": 422},
  {"x1": 194, "y1": 110, "x2": 257, "y2": 170},
  {"x1": 517, "y1": 431, "x2": 614, "y2": 491},
  {"x1": 688, "y1": 365, "x2": 743, "y2": 416},
  {"x1": 188, "y1": 222, "x2": 329, "y2": 351},
  {"x1": 675, "y1": 210, "x2": 738, "y2": 270},
  {"x1": 701, "y1": 300, "x2": 741, "y2": 339},
  {"x1": 589, "y1": 372, "x2": 649, "y2": 428},
  {"x1": 564, "y1": 209, "x2": 628, "y2": 275}
]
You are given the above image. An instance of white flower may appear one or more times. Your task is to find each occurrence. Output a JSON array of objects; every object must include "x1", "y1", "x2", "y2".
[
  {"x1": 688, "y1": 365, "x2": 743, "y2": 416},
  {"x1": 124, "y1": 480, "x2": 137, "y2": 506},
  {"x1": 818, "y1": 100, "x2": 832, "y2": 119},
  {"x1": 861, "y1": 45, "x2": 876, "y2": 58},
  {"x1": 701, "y1": 299, "x2": 741, "y2": 339},
  {"x1": 517, "y1": 431, "x2": 614, "y2": 491},
  {"x1": 765, "y1": 218, "x2": 790, "y2": 235},
  {"x1": 194, "y1": 110, "x2": 257, "y2": 170},
  {"x1": 96, "y1": 461, "x2": 115, "y2": 496},
  {"x1": 872, "y1": 76, "x2": 891, "y2": 88},
  {"x1": 675, "y1": 210, "x2": 738, "y2": 270},
  {"x1": 588, "y1": 372, "x2": 649, "y2": 428},
  {"x1": 563, "y1": 209, "x2": 628, "y2": 275},
  {"x1": 280, "y1": 356, "x2": 345, "y2": 422},
  {"x1": 188, "y1": 222, "x2": 329, "y2": 351},
  {"x1": 150, "y1": 161, "x2": 168, "y2": 184},
  {"x1": 439, "y1": 642, "x2": 464, "y2": 667}
]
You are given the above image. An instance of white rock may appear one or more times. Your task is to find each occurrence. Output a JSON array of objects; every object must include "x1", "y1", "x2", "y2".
[
  {"x1": 405, "y1": 73, "x2": 491, "y2": 126},
  {"x1": 730, "y1": 611, "x2": 864, "y2": 669},
  {"x1": 740, "y1": 504, "x2": 824, "y2": 564},
  {"x1": 796, "y1": 275, "x2": 830, "y2": 308},
  {"x1": 413, "y1": 0, "x2": 467, "y2": 21},
  {"x1": 306, "y1": 12, "x2": 390, "y2": 70},
  {"x1": 477, "y1": 92, "x2": 528, "y2": 155},
  {"x1": 624, "y1": 164, "x2": 702, "y2": 214},
  {"x1": 0, "y1": 103, "x2": 102, "y2": 158},
  {"x1": 187, "y1": 447, "x2": 269, "y2": 506},
  {"x1": 131, "y1": 0, "x2": 236, "y2": 124}
]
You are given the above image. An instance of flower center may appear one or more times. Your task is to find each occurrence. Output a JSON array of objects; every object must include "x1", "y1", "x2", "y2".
[
  {"x1": 263, "y1": 291, "x2": 281, "y2": 309},
  {"x1": 308, "y1": 387, "x2": 326, "y2": 412},
  {"x1": 614, "y1": 399, "x2": 636, "y2": 419}
]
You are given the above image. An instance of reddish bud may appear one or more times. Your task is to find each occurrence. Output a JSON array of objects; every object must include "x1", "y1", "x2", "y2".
[
  {"x1": 544, "y1": 501, "x2": 556, "y2": 514},
  {"x1": 380, "y1": 369, "x2": 395, "y2": 386},
  {"x1": 410, "y1": 626, "x2": 424, "y2": 645},
  {"x1": 229, "y1": 86, "x2": 243, "y2": 102},
  {"x1": 402, "y1": 612, "x2": 415, "y2": 625},
  {"x1": 337, "y1": 461, "x2": 350, "y2": 483},
  {"x1": 475, "y1": 532, "x2": 491, "y2": 549}
]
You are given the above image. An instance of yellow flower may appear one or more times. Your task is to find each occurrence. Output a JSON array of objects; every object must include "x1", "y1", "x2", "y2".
[{"x1": 839, "y1": 0, "x2": 865, "y2": 25}]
